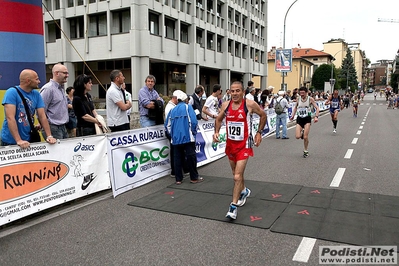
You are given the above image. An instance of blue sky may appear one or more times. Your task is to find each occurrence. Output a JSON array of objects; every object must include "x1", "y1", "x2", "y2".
[{"x1": 268, "y1": 0, "x2": 399, "y2": 63}]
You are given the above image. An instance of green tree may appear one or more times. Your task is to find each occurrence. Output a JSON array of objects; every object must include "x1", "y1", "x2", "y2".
[
  {"x1": 338, "y1": 48, "x2": 357, "y2": 91},
  {"x1": 390, "y1": 73, "x2": 399, "y2": 93},
  {"x1": 311, "y1": 64, "x2": 334, "y2": 91}
]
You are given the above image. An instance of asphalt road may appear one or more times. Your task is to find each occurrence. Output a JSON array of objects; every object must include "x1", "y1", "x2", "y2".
[{"x1": 1, "y1": 92, "x2": 397, "y2": 266}]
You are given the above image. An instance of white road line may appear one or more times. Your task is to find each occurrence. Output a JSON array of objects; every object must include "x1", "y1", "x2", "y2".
[
  {"x1": 344, "y1": 149, "x2": 353, "y2": 159},
  {"x1": 356, "y1": 130, "x2": 361, "y2": 135},
  {"x1": 359, "y1": 126, "x2": 363, "y2": 129},
  {"x1": 352, "y1": 138, "x2": 358, "y2": 144},
  {"x1": 293, "y1": 237, "x2": 317, "y2": 262},
  {"x1": 330, "y1": 168, "x2": 346, "y2": 187},
  {"x1": 361, "y1": 122, "x2": 365, "y2": 125}
]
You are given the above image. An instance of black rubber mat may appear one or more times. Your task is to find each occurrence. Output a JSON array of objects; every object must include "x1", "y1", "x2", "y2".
[
  {"x1": 167, "y1": 176, "x2": 301, "y2": 203},
  {"x1": 128, "y1": 187, "x2": 287, "y2": 229},
  {"x1": 129, "y1": 176, "x2": 399, "y2": 246}
]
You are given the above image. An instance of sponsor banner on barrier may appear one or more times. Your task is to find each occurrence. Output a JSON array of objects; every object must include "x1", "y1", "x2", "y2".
[
  {"x1": 0, "y1": 135, "x2": 110, "y2": 226},
  {"x1": 197, "y1": 120, "x2": 226, "y2": 167},
  {"x1": 107, "y1": 123, "x2": 228, "y2": 197},
  {"x1": 107, "y1": 126, "x2": 171, "y2": 197}
]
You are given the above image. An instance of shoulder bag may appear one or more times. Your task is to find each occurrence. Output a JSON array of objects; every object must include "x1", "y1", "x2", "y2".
[{"x1": 14, "y1": 87, "x2": 41, "y2": 143}]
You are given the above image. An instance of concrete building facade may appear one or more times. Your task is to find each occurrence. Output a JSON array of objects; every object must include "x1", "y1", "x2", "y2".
[{"x1": 42, "y1": 0, "x2": 268, "y2": 111}]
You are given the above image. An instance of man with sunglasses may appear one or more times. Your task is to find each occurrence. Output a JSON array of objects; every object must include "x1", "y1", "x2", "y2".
[{"x1": 40, "y1": 63, "x2": 69, "y2": 139}]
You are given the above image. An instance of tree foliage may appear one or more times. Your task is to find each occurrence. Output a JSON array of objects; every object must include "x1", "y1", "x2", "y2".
[
  {"x1": 311, "y1": 64, "x2": 334, "y2": 91},
  {"x1": 338, "y1": 48, "x2": 358, "y2": 91}
]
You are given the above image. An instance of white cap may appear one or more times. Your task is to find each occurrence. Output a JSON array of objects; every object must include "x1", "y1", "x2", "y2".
[
  {"x1": 267, "y1": 86, "x2": 274, "y2": 90},
  {"x1": 278, "y1": 90, "x2": 285, "y2": 96},
  {"x1": 173, "y1": 90, "x2": 187, "y2": 101}
]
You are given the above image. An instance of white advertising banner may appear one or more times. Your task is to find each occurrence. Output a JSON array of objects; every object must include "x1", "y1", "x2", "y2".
[{"x1": 0, "y1": 135, "x2": 111, "y2": 226}]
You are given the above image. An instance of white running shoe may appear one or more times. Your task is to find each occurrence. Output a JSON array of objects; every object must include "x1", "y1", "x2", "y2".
[
  {"x1": 236, "y1": 188, "x2": 251, "y2": 207},
  {"x1": 226, "y1": 203, "x2": 237, "y2": 220},
  {"x1": 333, "y1": 129, "x2": 337, "y2": 133}
]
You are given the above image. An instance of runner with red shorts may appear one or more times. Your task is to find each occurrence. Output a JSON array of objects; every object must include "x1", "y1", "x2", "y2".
[{"x1": 213, "y1": 81, "x2": 267, "y2": 220}]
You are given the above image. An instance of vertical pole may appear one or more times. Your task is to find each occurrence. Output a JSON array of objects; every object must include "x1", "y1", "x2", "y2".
[{"x1": 282, "y1": 0, "x2": 298, "y2": 91}]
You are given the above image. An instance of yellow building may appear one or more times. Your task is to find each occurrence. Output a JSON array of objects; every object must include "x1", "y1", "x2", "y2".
[{"x1": 323, "y1": 39, "x2": 367, "y2": 89}]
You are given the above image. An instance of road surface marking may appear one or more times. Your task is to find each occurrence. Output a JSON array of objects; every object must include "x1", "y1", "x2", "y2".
[
  {"x1": 352, "y1": 138, "x2": 358, "y2": 144},
  {"x1": 356, "y1": 130, "x2": 361, "y2": 135},
  {"x1": 293, "y1": 237, "x2": 317, "y2": 262},
  {"x1": 344, "y1": 149, "x2": 353, "y2": 159},
  {"x1": 330, "y1": 168, "x2": 346, "y2": 187}
]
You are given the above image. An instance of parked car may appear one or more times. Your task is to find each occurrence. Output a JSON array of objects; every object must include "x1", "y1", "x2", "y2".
[{"x1": 368, "y1": 88, "x2": 373, "y2": 93}]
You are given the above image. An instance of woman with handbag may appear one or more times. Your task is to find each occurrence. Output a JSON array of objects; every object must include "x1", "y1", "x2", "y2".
[
  {"x1": 72, "y1": 74, "x2": 102, "y2": 137},
  {"x1": 66, "y1": 86, "x2": 77, "y2": 137}
]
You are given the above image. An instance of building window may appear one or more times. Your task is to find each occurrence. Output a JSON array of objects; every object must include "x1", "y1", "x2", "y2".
[
  {"x1": 112, "y1": 9, "x2": 130, "y2": 34},
  {"x1": 164, "y1": 17, "x2": 176, "y2": 40},
  {"x1": 207, "y1": 32, "x2": 214, "y2": 50},
  {"x1": 89, "y1": 13, "x2": 107, "y2": 37},
  {"x1": 187, "y1": 2, "x2": 191, "y2": 15},
  {"x1": 171, "y1": 0, "x2": 176, "y2": 8},
  {"x1": 77, "y1": 0, "x2": 83, "y2": 5},
  {"x1": 217, "y1": 35, "x2": 222, "y2": 52},
  {"x1": 89, "y1": 0, "x2": 96, "y2": 3},
  {"x1": 46, "y1": 20, "x2": 61, "y2": 43},
  {"x1": 196, "y1": 28, "x2": 204, "y2": 47},
  {"x1": 235, "y1": 42, "x2": 240, "y2": 57},
  {"x1": 67, "y1": 0, "x2": 74, "y2": 7},
  {"x1": 228, "y1": 39, "x2": 232, "y2": 54},
  {"x1": 207, "y1": 0, "x2": 213, "y2": 12},
  {"x1": 217, "y1": 2, "x2": 222, "y2": 16},
  {"x1": 69, "y1": 16, "x2": 84, "y2": 39},
  {"x1": 180, "y1": 0, "x2": 184, "y2": 11},
  {"x1": 242, "y1": 44, "x2": 247, "y2": 59},
  {"x1": 54, "y1": 0, "x2": 61, "y2": 10},
  {"x1": 149, "y1": 12, "x2": 160, "y2": 35},
  {"x1": 181, "y1": 23, "x2": 189, "y2": 43},
  {"x1": 44, "y1": 0, "x2": 52, "y2": 11}
]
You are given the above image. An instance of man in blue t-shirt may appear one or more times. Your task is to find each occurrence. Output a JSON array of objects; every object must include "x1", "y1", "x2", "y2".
[{"x1": 1, "y1": 69, "x2": 56, "y2": 148}]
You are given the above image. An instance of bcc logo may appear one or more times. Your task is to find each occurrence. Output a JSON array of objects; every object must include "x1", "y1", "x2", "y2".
[{"x1": 122, "y1": 146, "x2": 169, "y2": 178}]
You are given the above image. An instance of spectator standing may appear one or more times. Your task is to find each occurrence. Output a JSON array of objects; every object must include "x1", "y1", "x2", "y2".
[
  {"x1": 66, "y1": 86, "x2": 77, "y2": 138},
  {"x1": 245, "y1": 87, "x2": 256, "y2": 101},
  {"x1": 188, "y1": 85, "x2": 205, "y2": 120},
  {"x1": 1, "y1": 69, "x2": 56, "y2": 148},
  {"x1": 222, "y1": 89, "x2": 231, "y2": 102},
  {"x1": 165, "y1": 93, "x2": 189, "y2": 178},
  {"x1": 202, "y1": 84, "x2": 222, "y2": 120},
  {"x1": 106, "y1": 70, "x2": 132, "y2": 132},
  {"x1": 246, "y1": 80, "x2": 254, "y2": 95},
  {"x1": 40, "y1": 63, "x2": 69, "y2": 139},
  {"x1": 275, "y1": 91, "x2": 290, "y2": 139},
  {"x1": 165, "y1": 90, "x2": 203, "y2": 185},
  {"x1": 138, "y1": 75, "x2": 164, "y2": 127},
  {"x1": 121, "y1": 82, "x2": 132, "y2": 126},
  {"x1": 72, "y1": 74, "x2": 101, "y2": 136}
]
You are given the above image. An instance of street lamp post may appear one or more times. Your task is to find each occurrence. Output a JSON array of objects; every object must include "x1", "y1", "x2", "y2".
[
  {"x1": 330, "y1": 50, "x2": 342, "y2": 92},
  {"x1": 282, "y1": 0, "x2": 299, "y2": 91}
]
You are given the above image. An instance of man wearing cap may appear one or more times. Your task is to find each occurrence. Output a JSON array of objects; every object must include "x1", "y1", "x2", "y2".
[
  {"x1": 245, "y1": 86, "x2": 256, "y2": 101},
  {"x1": 165, "y1": 90, "x2": 203, "y2": 185},
  {"x1": 275, "y1": 90, "x2": 290, "y2": 139}
]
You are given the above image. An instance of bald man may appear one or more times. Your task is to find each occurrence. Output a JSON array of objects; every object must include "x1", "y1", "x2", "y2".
[
  {"x1": 40, "y1": 63, "x2": 69, "y2": 139},
  {"x1": 1, "y1": 69, "x2": 56, "y2": 148}
]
